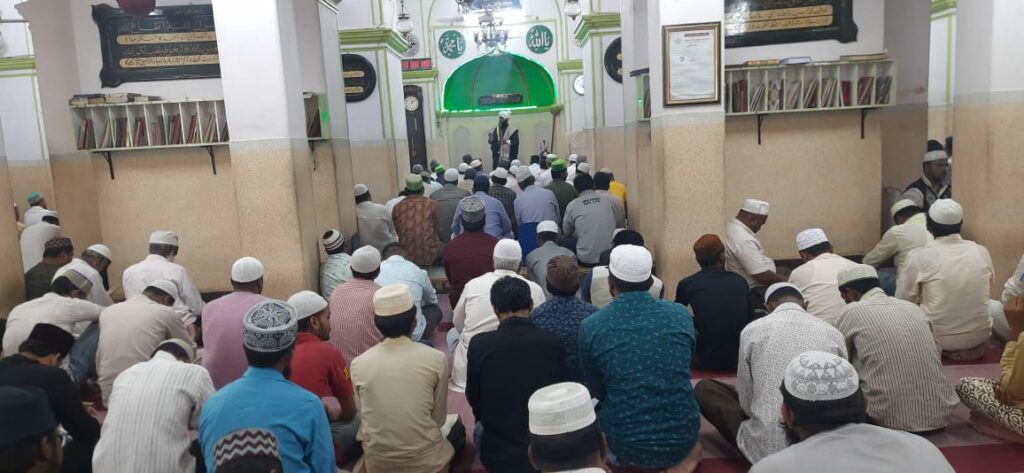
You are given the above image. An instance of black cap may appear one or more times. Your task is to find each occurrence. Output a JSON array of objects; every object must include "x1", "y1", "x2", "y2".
[
  {"x1": 26, "y1": 323, "x2": 75, "y2": 357},
  {"x1": 0, "y1": 386, "x2": 56, "y2": 447}
]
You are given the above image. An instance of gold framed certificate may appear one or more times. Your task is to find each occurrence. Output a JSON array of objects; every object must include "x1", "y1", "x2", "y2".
[{"x1": 662, "y1": 22, "x2": 721, "y2": 106}]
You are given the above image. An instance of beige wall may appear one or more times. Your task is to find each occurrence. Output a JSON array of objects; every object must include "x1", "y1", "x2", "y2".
[
  {"x1": 310, "y1": 142, "x2": 342, "y2": 243},
  {"x1": 0, "y1": 158, "x2": 25, "y2": 317},
  {"x1": 49, "y1": 153, "x2": 102, "y2": 249},
  {"x1": 927, "y1": 105, "x2": 954, "y2": 144},
  {"x1": 881, "y1": 103, "x2": 929, "y2": 207},
  {"x1": 350, "y1": 140, "x2": 401, "y2": 203},
  {"x1": 591, "y1": 126, "x2": 628, "y2": 178},
  {"x1": 725, "y1": 111, "x2": 882, "y2": 260}
]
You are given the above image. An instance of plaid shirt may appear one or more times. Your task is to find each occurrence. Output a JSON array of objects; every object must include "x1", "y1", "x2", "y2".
[{"x1": 489, "y1": 185, "x2": 519, "y2": 237}]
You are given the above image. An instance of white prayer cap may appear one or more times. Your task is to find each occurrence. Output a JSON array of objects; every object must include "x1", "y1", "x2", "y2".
[
  {"x1": 231, "y1": 257, "x2": 264, "y2": 283},
  {"x1": 546, "y1": 153, "x2": 557, "y2": 162},
  {"x1": 928, "y1": 199, "x2": 963, "y2": 225},
  {"x1": 515, "y1": 167, "x2": 533, "y2": 182},
  {"x1": 157, "y1": 339, "x2": 195, "y2": 363},
  {"x1": 373, "y1": 284, "x2": 415, "y2": 316},
  {"x1": 568, "y1": 154, "x2": 578, "y2": 163},
  {"x1": 537, "y1": 220, "x2": 559, "y2": 234},
  {"x1": 577, "y1": 163, "x2": 591, "y2": 174},
  {"x1": 444, "y1": 168, "x2": 460, "y2": 183},
  {"x1": 86, "y1": 244, "x2": 112, "y2": 261},
  {"x1": 458, "y1": 163, "x2": 470, "y2": 173},
  {"x1": 741, "y1": 199, "x2": 770, "y2": 216},
  {"x1": 923, "y1": 150, "x2": 947, "y2": 163},
  {"x1": 784, "y1": 351, "x2": 859, "y2": 402},
  {"x1": 890, "y1": 199, "x2": 918, "y2": 219},
  {"x1": 494, "y1": 238, "x2": 523, "y2": 261},
  {"x1": 243, "y1": 300, "x2": 298, "y2": 352},
  {"x1": 350, "y1": 246, "x2": 382, "y2": 273},
  {"x1": 470, "y1": 159, "x2": 482, "y2": 169},
  {"x1": 511, "y1": 159, "x2": 522, "y2": 167},
  {"x1": 528, "y1": 382, "x2": 597, "y2": 436},
  {"x1": 145, "y1": 279, "x2": 180, "y2": 302},
  {"x1": 498, "y1": 110, "x2": 511, "y2": 119},
  {"x1": 287, "y1": 290, "x2": 328, "y2": 320},
  {"x1": 491, "y1": 168, "x2": 508, "y2": 180},
  {"x1": 149, "y1": 230, "x2": 179, "y2": 246},
  {"x1": 837, "y1": 264, "x2": 878, "y2": 288},
  {"x1": 321, "y1": 229, "x2": 345, "y2": 252},
  {"x1": 765, "y1": 282, "x2": 801, "y2": 303},
  {"x1": 354, "y1": 184, "x2": 369, "y2": 197},
  {"x1": 600, "y1": 167, "x2": 612, "y2": 174},
  {"x1": 509, "y1": 165, "x2": 520, "y2": 175},
  {"x1": 609, "y1": 244, "x2": 653, "y2": 283},
  {"x1": 795, "y1": 228, "x2": 829, "y2": 252}
]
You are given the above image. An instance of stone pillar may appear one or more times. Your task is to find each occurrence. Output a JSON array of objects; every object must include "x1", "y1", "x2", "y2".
[
  {"x1": 0, "y1": 116, "x2": 25, "y2": 314},
  {"x1": 952, "y1": 0, "x2": 1024, "y2": 289},
  {"x1": 575, "y1": 9, "x2": 626, "y2": 173},
  {"x1": 212, "y1": 0, "x2": 320, "y2": 297}
]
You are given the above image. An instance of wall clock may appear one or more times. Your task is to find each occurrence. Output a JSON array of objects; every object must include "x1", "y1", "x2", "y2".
[{"x1": 573, "y1": 74, "x2": 585, "y2": 95}]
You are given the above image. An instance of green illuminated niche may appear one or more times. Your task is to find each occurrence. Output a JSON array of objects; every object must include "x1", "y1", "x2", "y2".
[{"x1": 442, "y1": 52, "x2": 558, "y2": 112}]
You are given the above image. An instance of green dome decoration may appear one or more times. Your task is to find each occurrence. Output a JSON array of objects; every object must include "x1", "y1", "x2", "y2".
[{"x1": 443, "y1": 51, "x2": 557, "y2": 112}]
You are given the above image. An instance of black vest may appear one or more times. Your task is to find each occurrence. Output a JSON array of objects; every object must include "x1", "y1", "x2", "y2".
[{"x1": 905, "y1": 177, "x2": 951, "y2": 211}]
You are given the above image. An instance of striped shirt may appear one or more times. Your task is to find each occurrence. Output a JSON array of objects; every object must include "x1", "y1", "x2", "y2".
[
  {"x1": 93, "y1": 351, "x2": 214, "y2": 473},
  {"x1": 329, "y1": 278, "x2": 383, "y2": 367},
  {"x1": 835, "y1": 288, "x2": 958, "y2": 431}
]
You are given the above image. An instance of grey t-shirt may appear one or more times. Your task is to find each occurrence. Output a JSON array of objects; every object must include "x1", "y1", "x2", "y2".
[
  {"x1": 526, "y1": 241, "x2": 575, "y2": 298},
  {"x1": 562, "y1": 190, "x2": 625, "y2": 265}
]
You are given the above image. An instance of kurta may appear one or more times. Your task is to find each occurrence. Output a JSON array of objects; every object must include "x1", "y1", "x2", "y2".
[
  {"x1": 442, "y1": 231, "x2": 498, "y2": 307},
  {"x1": 862, "y1": 213, "x2": 933, "y2": 271},
  {"x1": 201, "y1": 291, "x2": 266, "y2": 389},
  {"x1": 19, "y1": 221, "x2": 60, "y2": 273},
  {"x1": 320, "y1": 252, "x2": 353, "y2": 299},
  {"x1": 2, "y1": 293, "x2": 103, "y2": 356},
  {"x1": 123, "y1": 254, "x2": 205, "y2": 326},
  {"x1": 356, "y1": 200, "x2": 398, "y2": 251},
  {"x1": 451, "y1": 192, "x2": 514, "y2": 240},
  {"x1": 392, "y1": 195, "x2": 443, "y2": 266},
  {"x1": 329, "y1": 279, "x2": 384, "y2": 366},
  {"x1": 375, "y1": 255, "x2": 438, "y2": 342},
  {"x1": 58, "y1": 258, "x2": 114, "y2": 307},
  {"x1": 788, "y1": 253, "x2": 859, "y2": 324},
  {"x1": 724, "y1": 218, "x2": 776, "y2": 287},
  {"x1": 431, "y1": 184, "x2": 472, "y2": 243}
]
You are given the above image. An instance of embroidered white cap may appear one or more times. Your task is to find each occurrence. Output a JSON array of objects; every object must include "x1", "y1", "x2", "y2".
[
  {"x1": 796, "y1": 228, "x2": 829, "y2": 252},
  {"x1": 609, "y1": 244, "x2": 653, "y2": 283},
  {"x1": 928, "y1": 199, "x2": 963, "y2": 225},
  {"x1": 145, "y1": 279, "x2": 180, "y2": 302},
  {"x1": 837, "y1": 264, "x2": 879, "y2": 288},
  {"x1": 784, "y1": 351, "x2": 860, "y2": 401},
  {"x1": 491, "y1": 168, "x2": 508, "y2": 180},
  {"x1": 890, "y1": 199, "x2": 918, "y2": 219},
  {"x1": 350, "y1": 246, "x2": 382, "y2": 273},
  {"x1": 494, "y1": 238, "x2": 522, "y2": 261},
  {"x1": 86, "y1": 244, "x2": 112, "y2": 261},
  {"x1": 568, "y1": 154, "x2": 578, "y2": 163},
  {"x1": 231, "y1": 257, "x2": 264, "y2": 283},
  {"x1": 741, "y1": 199, "x2": 770, "y2": 216},
  {"x1": 498, "y1": 110, "x2": 511, "y2": 119},
  {"x1": 528, "y1": 382, "x2": 597, "y2": 436},
  {"x1": 444, "y1": 168, "x2": 460, "y2": 183},
  {"x1": 373, "y1": 284, "x2": 415, "y2": 317},
  {"x1": 287, "y1": 290, "x2": 329, "y2": 320},
  {"x1": 354, "y1": 184, "x2": 369, "y2": 197}
]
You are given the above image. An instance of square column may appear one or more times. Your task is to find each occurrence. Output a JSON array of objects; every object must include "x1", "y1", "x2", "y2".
[
  {"x1": 0, "y1": 118, "x2": 25, "y2": 314},
  {"x1": 575, "y1": 12, "x2": 626, "y2": 173}
]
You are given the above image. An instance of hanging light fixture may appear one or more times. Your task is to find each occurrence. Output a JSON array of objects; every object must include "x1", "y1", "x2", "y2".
[
  {"x1": 473, "y1": 8, "x2": 508, "y2": 50},
  {"x1": 396, "y1": 0, "x2": 415, "y2": 36},
  {"x1": 563, "y1": 0, "x2": 583, "y2": 20}
]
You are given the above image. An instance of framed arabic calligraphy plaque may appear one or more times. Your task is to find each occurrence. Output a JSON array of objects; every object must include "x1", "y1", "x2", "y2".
[
  {"x1": 724, "y1": 0, "x2": 857, "y2": 48},
  {"x1": 92, "y1": 4, "x2": 220, "y2": 88}
]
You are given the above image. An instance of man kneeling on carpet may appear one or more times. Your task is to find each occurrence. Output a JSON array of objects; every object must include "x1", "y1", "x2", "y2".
[{"x1": 750, "y1": 351, "x2": 954, "y2": 472}]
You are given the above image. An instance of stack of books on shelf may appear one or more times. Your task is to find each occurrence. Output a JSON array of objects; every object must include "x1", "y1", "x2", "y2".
[
  {"x1": 803, "y1": 79, "x2": 819, "y2": 109},
  {"x1": 875, "y1": 76, "x2": 893, "y2": 104},
  {"x1": 68, "y1": 93, "x2": 160, "y2": 107},
  {"x1": 785, "y1": 82, "x2": 801, "y2": 110},
  {"x1": 749, "y1": 83, "x2": 766, "y2": 112},
  {"x1": 821, "y1": 78, "x2": 838, "y2": 108},
  {"x1": 730, "y1": 79, "x2": 749, "y2": 113},
  {"x1": 857, "y1": 76, "x2": 876, "y2": 105},
  {"x1": 76, "y1": 118, "x2": 95, "y2": 150}
]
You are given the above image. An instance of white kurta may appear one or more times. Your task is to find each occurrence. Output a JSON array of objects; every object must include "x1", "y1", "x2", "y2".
[
  {"x1": 92, "y1": 351, "x2": 214, "y2": 473},
  {"x1": 57, "y1": 258, "x2": 113, "y2": 307},
  {"x1": 122, "y1": 254, "x2": 205, "y2": 326},
  {"x1": 862, "y1": 213, "x2": 933, "y2": 271},
  {"x1": 19, "y1": 222, "x2": 60, "y2": 273},
  {"x1": 22, "y1": 205, "x2": 49, "y2": 226},
  {"x1": 788, "y1": 253, "x2": 859, "y2": 325},
  {"x1": 1003, "y1": 254, "x2": 1024, "y2": 303},
  {"x1": 2, "y1": 293, "x2": 104, "y2": 356},
  {"x1": 724, "y1": 218, "x2": 776, "y2": 287}
]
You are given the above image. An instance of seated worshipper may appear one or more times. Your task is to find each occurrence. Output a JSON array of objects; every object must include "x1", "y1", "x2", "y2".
[
  {"x1": 354, "y1": 184, "x2": 398, "y2": 251},
  {"x1": 529, "y1": 155, "x2": 543, "y2": 177},
  {"x1": 25, "y1": 237, "x2": 74, "y2": 301},
  {"x1": 0, "y1": 386, "x2": 66, "y2": 473},
  {"x1": 897, "y1": 199, "x2": 1002, "y2": 360},
  {"x1": 460, "y1": 167, "x2": 478, "y2": 193},
  {"x1": 527, "y1": 382, "x2": 610, "y2": 473},
  {"x1": 330, "y1": 246, "x2": 384, "y2": 364},
  {"x1": 443, "y1": 197, "x2": 499, "y2": 306},
  {"x1": 20, "y1": 211, "x2": 61, "y2": 273},
  {"x1": 468, "y1": 276, "x2": 569, "y2": 473},
  {"x1": 423, "y1": 170, "x2": 442, "y2": 197},
  {"x1": 749, "y1": 352, "x2": 955, "y2": 473},
  {"x1": 449, "y1": 239, "x2": 546, "y2": 392},
  {"x1": 599, "y1": 169, "x2": 627, "y2": 206},
  {"x1": 545, "y1": 159, "x2": 577, "y2": 218},
  {"x1": 725, "y1": 199, "x2": 786, "y2": 304},
  {"x1": 506, "y1": 165, "x2": 525, "y2": 196},
  {"x1": 862, "y1": 199, "x2": 933, "y2": 294},
  {"x1": 835, "y1": 265, "x2": 957, "y2": 432},
  {"x1": 286, "y1": 291, "x2": 360, "y2": 462},
  {"x1": 2, "y1": 271, "x2": 102, "y2": 385},
  {"x1": 385, "y1": 190, "x2": 408, "y2": 214},
  {"x1": 531, "y1": 256, "x2": 597, "y2": 383},
  {"x1": 1004, "y1": 255, "x2": 1024, "y2": 302},
  {"x1": 122, "y1": 230, "x2": 205, "y2": 327},
  {"x1": 452, "y1": 174, "x2": 514, "y2": 240},
  {"x1": 489, "y1": 167, "x2": 520, "y2": 237},
  {"x1": 526, "y1": 221, "x2": 575, "y2": 298},
  {"x1": 578, "y1": 245, "x2": 702, "y2": 472},
  {"x1": 903, "y1": 150, "x2": 951, "y2": 211},
  {"x1": 537, "y1": 154, "x2": 557, "y2": 187},
  {"x1": 96, "y1": 280, "x2": 192, "y2": 403},
  {"x1": 213, "y1": 428, "x2": 284, "y2": 473},
  {"x1": 200, "y1": 300, "x2": 334, "y2": 473},
  {"x1": 392, "y1": 174, "x2": 444, "y2": 266},
  {"x1": 675, "y1": 234, "x2": 752, "y2": 371},
  {"x1": 471, "y1": 159, "x2": 484, "y2": 172},
  {"x1": 58, "y1": 245, "x2": 113, "y2": 307},
  {"x1": 592, "y1": 172, "x2": 622, "y2": 207},
  {"x1": 957, "y1": 294, "x2": 1024, "y2": 443},
  {"x1": 202, "y1": 257, "x2": 267, "y2": 389},
  {"x1": 93, "y1": 340, "x2": 213, "y2": 473},
  {"x1": 432, "y1": 168, "x2": 472, "y2": 244},
  {"x1": 0, "y1": 324, "x2": 98, "y2": 473},
  {"x1": 694, "y1": 283, "x2": 845, "y2": 464},
  {"x1": 514, "y1": 167, "x2": 560, "y2": 253},
  {"x1": 563, "y1": 173, "x2": 626, "y2": 266},
  {"x1": 581, "y1": 230, "x2": 665, "y2": 308},
  {"x1": 22, "y1": 191, "x2": 50, "y2": 226},
  {"x1": 350, "y1": 284, "x2": 463, "y2": 473},
  {"x1": 566, "y1": 154, "x2": 580, "y2": 181},
  {"x1": 375, "y1": 243, "x2": 442, "y2": 343},
  {"x1": 320, "y1": 229, "x2": 353, "y2": 298},
  {"x1": 575, "y1": 162, "x2": 592, "y2": 183},
  {"x1": 787, "y1": 228, "x2": 858, "y2": 324}
]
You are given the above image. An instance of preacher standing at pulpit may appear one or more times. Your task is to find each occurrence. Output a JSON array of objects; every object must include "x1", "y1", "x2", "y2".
[{"x1": 488, "y1": 111, "x2": 519, "y2": 170}]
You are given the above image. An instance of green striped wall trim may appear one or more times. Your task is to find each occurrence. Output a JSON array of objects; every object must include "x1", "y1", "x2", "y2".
[
  {"x1": 339, "y1": 28, "x2": 409, "y2": 55},
  {"x1": 402, "y1": 69, "x2": 438, "y2": 80},
  {"x1": 557, "y1": 59, "x2": 583, "y2": 72},
  {"x1": 931, "y1": 0, "x2": 956, "y2": 16},
  {"x1": 0, "y1": 56, "x2": 36, "y2": 72},
  {"x1": 574, "y1": 12, "x2": 621, "y2": 44}
]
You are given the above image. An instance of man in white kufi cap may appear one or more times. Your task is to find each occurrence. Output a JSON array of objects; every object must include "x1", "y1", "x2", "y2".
[
  {"x1": 319, "y1": 229, "x2": 353, "y2": 298},
  {"x1": 862, "y1": 199, "x2": 933, "y2": 293},
  {"x1": 724, "y1": 199, "x2": 787, "y2": 300},
  {"x1": 57, "y1": 243, "x2": 115, "y2": 307},
  {"x1": 902, "y1": 149, "x2": 951, "y2": 211},
  {"x1": 525, "y1": 220, "x2": 575, "y2": 298},
  {"x1": 201, "y1": 257, "x2": 268, "y2": 389},
  {"x1": 431, "y1": 168, "x2": 473, "y2": 244},
  {"x1": 354, "y1": 183, "x2": 399, "y2": 252},
  {"x1": 527, "y1": 382, "x2": 608, "y2": 472},
  {"x1": 96, "y1": 278, "x2": 194, "y2": 402},
  {"x1": 694, "y1": 282, "x2": 845, "y2": 464},
  {"x1": 122, "y1": 230, "x2": 205, "y2": 327},
  {"x1": 449, "y1": 239, "x2": 546, "y2": 392},
  {"x1": 833, "y1": 264, "x2": 959, "y2": 433},
  {"x1": 787, "y1": 228, "x2": 858, "y2": 324},
  {"x1": 488, "y1": 110, "x2": 520, "y2": 169},
  {"x1": 897, "y1": 199, "x2": 1006, "y2": 358},
  {"x1": 750, "y1": 351, "x2": 955, "y2": 473},
  {"x1": 330, "y1": 246, "x2": 385, "y2": 365}
]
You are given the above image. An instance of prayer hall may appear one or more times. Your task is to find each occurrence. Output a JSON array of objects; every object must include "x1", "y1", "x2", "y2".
[{"x1": 2, "y1": 0, "x2": 1024, "y2": 472}]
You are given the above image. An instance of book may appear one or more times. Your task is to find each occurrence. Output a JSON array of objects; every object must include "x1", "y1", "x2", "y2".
[
  {"x1": 204, "y1": 114, "x2": 216, "y2": 143},
  {"x1": 730, "y1": 80, "x2": 749, "y2": 112},
  {"x1": 767, "y1": 80, "x2": 782, "y2": 111},
  {"x1": 131, "y1": 95, "x2": 158, "y2": 103},
  {"x1": 857, "y1": 76, "x2": 875, "y2": 105},
  {"x1": 133, "y1": 117, "x2": 146, "y2": 147},
  {"x1": 69, "y1": 94, "x2": 103, "y2": 107},
  {"x1": 169, "y1": 114, "x2": 182, "y2": 145},
  {"x1": 841, "y1": 81, "x2": 852, "y2": 106},
  {"x1": 749, "y1": 83, "x2": 766, "y2": 112},
  {"x1": 821, "y1": 78, "x2": 838, "y2": 108},
  {"x1": 156, "y1": 116, "x2": 167, "y2": 146},
  {"x1": 77, "y1": 123, "x2": 87, "y2": 150},
  {"x1": 221, "y1": 122, "x2": 229, "y2": 142},
  {"x1": 100, "y1": 120, "x2": 112, "y2": 148},
  {"x1": 840, "y1": 52, "x2": 888, "y2": 62},
  {"x1": 780, "y1": 56, "x2": 812, "y2": 65},
  {"x1": 875, "y1": 76, "x2": 892, "y2": 104},
  {"x1": 803, "y1": 80, "x2": 819, "y2": 109},
  {"x1": 105, "y1": 93, "x2": 140, "y2": 104},
  {"x1": 186, "y1": 114, "x2": 198, "y2": 144},
  {"x1": 785, "y1": 81, "x2": 802, "y2": 110}
]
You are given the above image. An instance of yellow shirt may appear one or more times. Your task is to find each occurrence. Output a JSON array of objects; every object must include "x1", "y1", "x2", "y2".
[
  {"x1": 1002, "y1": 333, "x2": 1024, "y2": 406},
  {"x1": 609, "y1": 181, "x2": 626, "y2": 205}
]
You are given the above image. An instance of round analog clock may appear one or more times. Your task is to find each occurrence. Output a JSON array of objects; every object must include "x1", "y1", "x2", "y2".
[
  {"x1": 573, "y1": 74, "x2": 585, "y2": 96},
  {"x1": 404, "y1": 95, "x2": 420, "y2": 112}
]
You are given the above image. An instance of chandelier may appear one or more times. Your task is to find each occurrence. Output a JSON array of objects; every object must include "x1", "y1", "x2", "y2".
[{"x1": 473, "y1": 8, "x2": 508, "y2": 50}]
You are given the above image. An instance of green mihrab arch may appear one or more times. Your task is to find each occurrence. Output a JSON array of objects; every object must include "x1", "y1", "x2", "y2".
[{"x1": 442, "y1": 51, "x2": 557, "y2": 112}]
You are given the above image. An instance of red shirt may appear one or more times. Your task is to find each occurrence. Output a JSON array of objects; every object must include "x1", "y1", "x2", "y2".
[
  {"x1": 289, "y1": 332, "x2": 353, "y2": 401},
  {"x1": 443, "y1": 231, "x2": 498, "y2": 306}
]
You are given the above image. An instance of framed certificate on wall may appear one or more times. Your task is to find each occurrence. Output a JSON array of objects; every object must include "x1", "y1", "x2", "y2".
[{"x1": 662, "y1": 22, "x2": 721, "y2": 106}]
